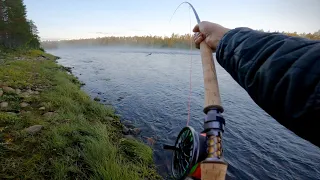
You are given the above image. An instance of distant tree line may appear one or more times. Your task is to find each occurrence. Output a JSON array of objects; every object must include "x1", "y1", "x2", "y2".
[
  {"x1": 41, "y1": 30, "x2": 320, "y2": 50},
  {"x1": 42, "y1": 33, "x2": 195, "y2": 49},
  {"x1": 260, "y1": 29, "x2": 320, "y2": 40},
  {"x1": 0, "y1": 0, "x2": 40, "y2": 51}
]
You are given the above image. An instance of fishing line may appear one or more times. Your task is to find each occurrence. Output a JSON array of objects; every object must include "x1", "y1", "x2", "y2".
[
  {"x1": 170, "y1": 2, "x2": 197, "y2": 126},
  {"x1": 186, "y1": 6, "x2": 193, "y2": 126}
]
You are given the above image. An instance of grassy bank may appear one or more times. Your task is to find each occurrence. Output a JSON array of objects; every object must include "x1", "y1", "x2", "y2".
[{"x1": 0, "y1": 50, "x2": 160, "y2": 179}]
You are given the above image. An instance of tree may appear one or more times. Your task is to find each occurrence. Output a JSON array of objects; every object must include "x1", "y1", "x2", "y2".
[
  {"x1": 27, "y1": 19, "x2": 40, "y2": 48},
  {"x1": 0, "y1": 0, "x2": 40, "y2": 50},
  {"x1": 0, "y1": 0, "x2": 8, "y2": 48}
]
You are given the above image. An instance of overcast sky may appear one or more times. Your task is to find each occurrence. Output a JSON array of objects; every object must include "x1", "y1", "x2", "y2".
[{"x1": 24, "y1": 0, "x2": 320, "y2": 40}]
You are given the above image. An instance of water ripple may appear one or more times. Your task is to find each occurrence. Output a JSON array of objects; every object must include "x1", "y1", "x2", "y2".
[{"x1": 48, "y1": 47, "x2": 320, "y2": 180}]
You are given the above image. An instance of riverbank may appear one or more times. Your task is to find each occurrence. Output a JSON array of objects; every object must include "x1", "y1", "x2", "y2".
[{"x1": 0, "y1": 50, "x2": 160, "y2": 179}]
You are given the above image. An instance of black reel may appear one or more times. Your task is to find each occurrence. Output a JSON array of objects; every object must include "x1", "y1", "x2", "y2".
[{"x1": 164, "y1": 126, "x2": 207, "y2": 180}]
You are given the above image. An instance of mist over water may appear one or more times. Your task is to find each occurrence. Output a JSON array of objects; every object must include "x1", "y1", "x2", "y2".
[{"x1": 48, "y1": 47, "x2": 320, "y2": 180}]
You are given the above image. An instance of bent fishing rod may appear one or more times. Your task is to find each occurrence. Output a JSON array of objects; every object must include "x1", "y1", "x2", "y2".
[{"x1": 164, "y1": 2, "x2": 227, "y2": 180}]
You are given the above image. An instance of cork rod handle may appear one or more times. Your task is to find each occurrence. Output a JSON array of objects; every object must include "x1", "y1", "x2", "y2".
[{"x1": 199, "y1": 41, "x2": 223, "y2": 112}]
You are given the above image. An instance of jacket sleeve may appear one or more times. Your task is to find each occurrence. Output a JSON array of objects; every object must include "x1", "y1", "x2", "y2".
[{"x1": 216, "y1": 28, "x2": 320, "y2": 147}]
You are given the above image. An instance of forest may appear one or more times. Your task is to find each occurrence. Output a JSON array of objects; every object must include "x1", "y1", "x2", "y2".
[
  {"x1": 0, "y1": 0, "x2": 40, "y2": 51},
  {"x1": 41, "y1": 30, "x2": 320, "y2": 49}
]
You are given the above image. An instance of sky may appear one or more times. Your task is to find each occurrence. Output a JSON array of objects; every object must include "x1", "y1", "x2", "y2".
[{"x1": 24, "y1": 0, "x2": 320, "y2": 41}]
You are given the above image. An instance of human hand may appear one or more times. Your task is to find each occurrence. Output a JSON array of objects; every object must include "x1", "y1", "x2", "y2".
[{"x1": 193, "y1": 21, "x2": 230, "y2": 52}]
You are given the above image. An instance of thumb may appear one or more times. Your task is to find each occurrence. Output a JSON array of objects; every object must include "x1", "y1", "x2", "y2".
[{"x1": 193, "y1": 24, "x2": 200, "y2": 32}]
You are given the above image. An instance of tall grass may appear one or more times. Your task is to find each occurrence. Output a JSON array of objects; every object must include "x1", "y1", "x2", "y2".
[{"x1": 0, "y1": 50, "x2": 160, "y2": 179}]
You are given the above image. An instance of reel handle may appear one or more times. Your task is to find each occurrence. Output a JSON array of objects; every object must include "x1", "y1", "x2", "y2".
[{"x1": 163, "y1": 145, "x2": 177, "y2": 151}]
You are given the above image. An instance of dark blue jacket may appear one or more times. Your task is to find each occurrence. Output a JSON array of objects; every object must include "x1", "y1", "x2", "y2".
[{"x1": 216, "y1": 28, "x2": 320, "y2": 147}]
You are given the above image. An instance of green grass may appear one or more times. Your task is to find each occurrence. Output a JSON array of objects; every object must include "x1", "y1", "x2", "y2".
[{"x1": 0, "y1": 50, "x2": 160, "y2": 179}]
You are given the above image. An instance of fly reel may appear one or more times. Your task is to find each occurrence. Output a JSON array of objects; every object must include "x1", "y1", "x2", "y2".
[{"x1": 164, "y1": 126, "x2": 207, "y2": 180}]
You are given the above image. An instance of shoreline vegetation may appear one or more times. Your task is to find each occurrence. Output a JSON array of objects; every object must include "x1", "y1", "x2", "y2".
[
  {"x1": 0, "y1": 50, "x2": 161, "y2": 179},
  {"x1": 41, "y1": 30, "x2": 320, "y2": 49},
  {"x1": 1, "y1": 1, "x2": 161, "y2": 179}
]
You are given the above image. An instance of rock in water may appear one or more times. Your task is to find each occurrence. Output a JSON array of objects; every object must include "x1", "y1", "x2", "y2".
[
  {"x1": 122, "y1": 126, "x2": 130, "y2": 135},
  {"x1": 20, "y1": 102, "x2": 30, "y2": 108},
  {"x1": 24, "y1": 125, "x2": 43, "y2": 135},
  {"x1": 0, "y1": 102, "x2": 8, "y2": 108},
  {"x1": 117, "y1": 97, "x2": 124, "y2": 101},
  {"x1": 63, "y1": 66, "x2": 72, "y2": 73},
  {"x1": 122, "y1": 120, "x2": 135, "y2": 129},
  {"x1": 0, "y1": 90, "x2": 3, "y2": 97},
  {"x1": 130, "y1": 128, "x2": 141, "y2": 135},
  {"x1": 2, "y1": 87, "x2": 15, "y2": 94},
  {"x1": 146, "y1": 137, "x2": 156, "y2": 145},
  {"x1": 94, "y1": 97, "x2": 101, "y2": 102},
  {"x1": 124, "y1": 135, "x2": 135, "y2": 140}
]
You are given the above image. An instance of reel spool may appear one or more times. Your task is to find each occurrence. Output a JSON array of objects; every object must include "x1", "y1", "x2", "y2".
[{"x1": 164, "y1": 126, "x2": 207, "y2": 180}]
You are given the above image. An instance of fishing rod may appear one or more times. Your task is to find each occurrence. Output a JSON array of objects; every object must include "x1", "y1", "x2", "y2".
[{"x1": 164, "y1": 2, "x2": 227, "y2": 180}]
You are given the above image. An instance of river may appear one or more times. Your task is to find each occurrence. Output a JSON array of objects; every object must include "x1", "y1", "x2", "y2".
[{"x1": 47, "y1": 47, "x2": 320, "y2": 180}]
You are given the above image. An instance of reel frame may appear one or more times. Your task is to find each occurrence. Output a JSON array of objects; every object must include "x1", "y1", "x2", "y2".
[
  {"x1": 164, "y1": 126, "x2": 208, "y2": 180},
  {"x1": 172, "y1": 126, "x2": 199, "y2": 179}
]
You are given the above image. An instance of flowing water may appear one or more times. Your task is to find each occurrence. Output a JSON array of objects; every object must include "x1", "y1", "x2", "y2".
[{"x1": 48, "y1": 47, "x2": 320, "y2": 180}]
